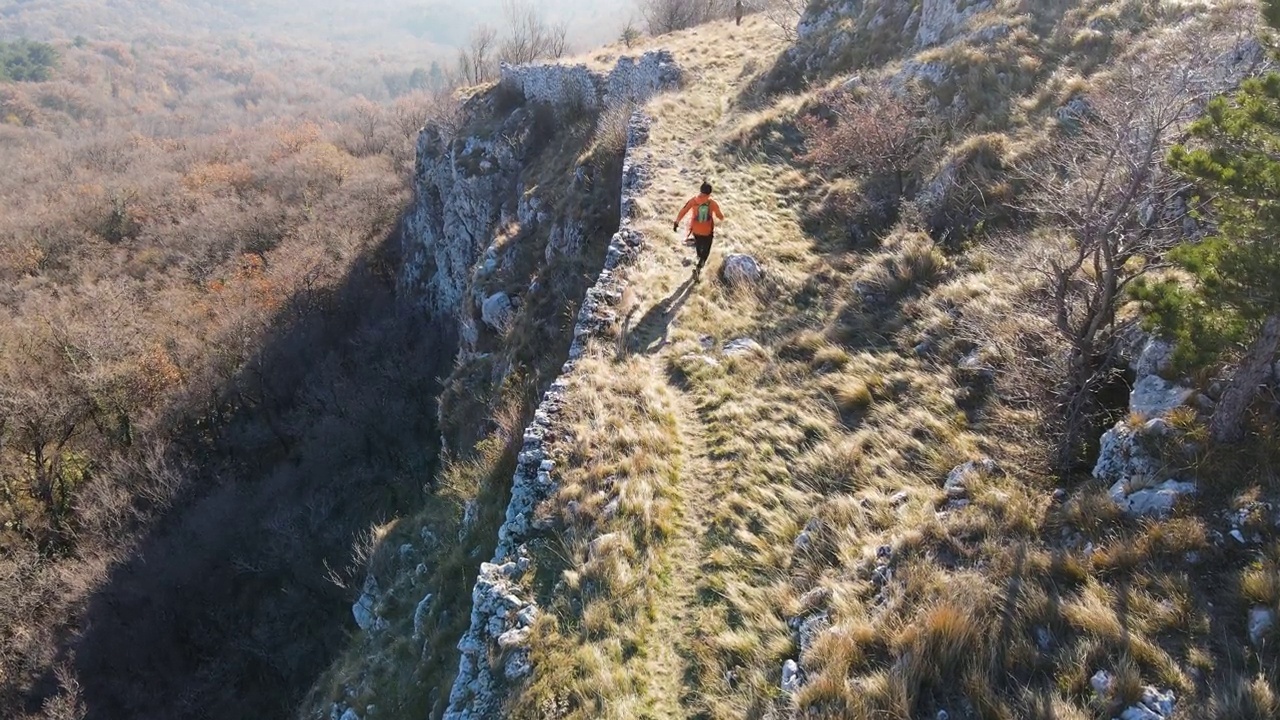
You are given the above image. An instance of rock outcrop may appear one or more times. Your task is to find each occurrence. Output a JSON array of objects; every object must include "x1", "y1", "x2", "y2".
[
  {"x1": 442, "y1": 110, "x2": 655, "y2": 720},
  {"x1": 916, "y1": 0, "x2": 993, "y2": 48},
  {"x1": 400, "y1": 51, "x2": 681, "y2": 349},
  {"x1": 1094, "y1": 333, "x2": 1200, "y2": 518},
  {"x1": 500, "y1": 50, "x2": 681, "y2": 112}
]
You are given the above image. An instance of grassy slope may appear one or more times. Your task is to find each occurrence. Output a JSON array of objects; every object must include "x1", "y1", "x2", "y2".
[{"x1": 505, "y1": 10, "x2": 1280, "y2": 720}]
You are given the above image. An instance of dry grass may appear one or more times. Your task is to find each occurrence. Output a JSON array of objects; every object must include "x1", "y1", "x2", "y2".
[{"x1": 313, "y1": 5, "x2": 1280, "y2": 720}]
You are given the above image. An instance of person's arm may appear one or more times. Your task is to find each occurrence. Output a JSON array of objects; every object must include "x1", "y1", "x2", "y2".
[
  {"x1": 713, "y1": 200, "x2": 725, "y2": 221},
  {"x1": 674, "y1": 198, "x2": 694, "y2": 231}
]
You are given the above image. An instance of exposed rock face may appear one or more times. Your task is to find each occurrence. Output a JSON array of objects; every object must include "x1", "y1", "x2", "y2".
[
  {"x1": 916, "y1": 0, "x2": 993, "y2": 48},
  {"x1": 400, "y1": 51, "x2": 680, "y2": 350},
  {"x1": 442, "y1": 110, "x2": 655, "y2": 720},
  {"x1": 500, "y1": 50, "x2": 682, "y2": 111},
  {"x1": 1095, "y1": 332, "x2": 1200, "y2": 518},
  {"x1": 789, "y1": 0, "x2": 917, "y2": 78},
  {"x1": 481, "y1": 291, "x2": 514, "y2": 331},
  {"x1": 351, "y1": 575, "x2": 384, "y2": 632}
]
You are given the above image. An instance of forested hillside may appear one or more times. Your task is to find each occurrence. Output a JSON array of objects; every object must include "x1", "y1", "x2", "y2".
[{"x1": 0, "y1": 1, "x2": 620, "y2": 717}]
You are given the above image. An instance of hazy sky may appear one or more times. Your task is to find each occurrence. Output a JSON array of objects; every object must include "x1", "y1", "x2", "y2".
[{"x1": 0, "y1": 0, "x2": 635, "y2": 59}]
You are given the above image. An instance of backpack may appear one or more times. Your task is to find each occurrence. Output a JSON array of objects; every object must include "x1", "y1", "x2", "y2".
[{"x1": 696, "y1": 201, "x2": 712, "y2": 224}]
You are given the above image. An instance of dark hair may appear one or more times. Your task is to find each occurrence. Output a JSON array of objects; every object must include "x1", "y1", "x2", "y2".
[{"x1": 700, "y1": 182, "x2": 713, "y2": 195}]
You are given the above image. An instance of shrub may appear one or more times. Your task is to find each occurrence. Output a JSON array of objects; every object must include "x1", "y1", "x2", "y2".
[{"x1": 0, "y1": 40, "x2": 58, "y2": 83}]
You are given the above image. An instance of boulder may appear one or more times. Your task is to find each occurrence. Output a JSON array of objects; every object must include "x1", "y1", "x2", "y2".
[
  {"x1": 721, "y1": 253, "x2": 763, "y2": 286},
  {"x1": 1130, "y1": 375, "x2": 1194, "y2": 418},
  {"x1": 481, "y1": 292, "x2": 514, "y2": 331},
  {"x1": 1249, "y1": 606, "x2": 1276, "y2": 647},
  {"x1": 1110, "y1": 479, "x2": 1197, "y2": 518},
  {"x1": 781, "y1": 659, "x2": 802, "y2": 694}
]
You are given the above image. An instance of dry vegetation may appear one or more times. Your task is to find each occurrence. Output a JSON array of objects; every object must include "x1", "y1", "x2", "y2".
[
  {"x1": 8, "y1": 1, "x2": 1280, "y2": 719},
  {"x1": 478, "y1": 6, "x2": 1280, "y2": 720},
  {"x1": 0, "y1": 5, "x2": 470, "y2": 719}
]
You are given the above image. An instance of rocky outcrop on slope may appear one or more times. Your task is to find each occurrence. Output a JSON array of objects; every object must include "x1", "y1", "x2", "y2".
[
  {"x1": 501, "y1": 50, "x2": 681, "y2": 111},
  {"x1": 787, "y1": 0, "x2": 992, "y2": 80},
  {"x1": 1094, "y1": 334, "x2": 1201, "y2": 518},
  {"x1": 399, "y1": 51, "x2": 680, "y2": 349},
  {"x1": 442, "y1": 110, "x2": 654, "y2": 720},
  {"x1": 915, "y1": 0, "x2": 993, "y2": 47}
]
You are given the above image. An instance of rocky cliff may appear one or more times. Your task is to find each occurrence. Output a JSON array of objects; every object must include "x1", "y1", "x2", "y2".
[
  {"x1": 442, "y1": 111, "x2": 652, "y2": 720},
  {"x1": 399, "y1": 51, "x2": 680, "y2": 351},
  {"x1": 316, "y1": 51, "x2": 680, "y2": 720}
]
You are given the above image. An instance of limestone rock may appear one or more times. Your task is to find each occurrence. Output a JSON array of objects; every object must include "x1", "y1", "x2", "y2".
[
  {"x1": 1130, "y1": 376, "x2": 1194, "y2": 418},
  {"x1": 498, "y1": 50, "x2": 682, "y2": 112},
  {"x1": 944, "y1": 458, "x2": 997, "y2": 498},
  {"x1": 481, "y1": 292, "x2": 514, "y2": 331},
  {"x1": 1117, "y1": 686, "x2": 1176, "y2": 719},
  {"x1": 402, "y1": 54, "x2": 678, "y2": 354},
  {"x1": 352, "y1": 575, "x2": 382, "y2": 631},
  {"x1": 1133, "y1": 335, "x2": 1176, "y2": 379},
  {"x1": 1110, "y1": 479, "x2": 1197, "y2": 518},
  {"x1": 723, "y1": 338, "x2": 764, "y2": 356},
  {"x1": 721, "y1": 254, "x2": 763, "y2": 287},
  {"x1": 1093, "y1": 422, "x2": 1162, "y2": 488},
  {"x1": 916, "y1": 0, "x2": 993, "y2": 47},
  {"x1": 1249, "y1": 606, "x2": 1276, "y2": 647},
  {"x1": 781, "y1": 659, "x2": 802, "y2": 694},
  {"x1": 413, "y1": 593, "x2": 434, "y2": 640},
  {"x1": 442, "y1": 110, "x2": 658, "y2": 720},
  {"x1": 1090, "y1": 669, "x2": 1114, "y2": 695}
]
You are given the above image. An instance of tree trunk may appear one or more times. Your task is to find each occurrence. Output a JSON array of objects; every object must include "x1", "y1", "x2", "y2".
[{"x1": 1211, "y1": 313, "x2": 1280, "y2": 443}]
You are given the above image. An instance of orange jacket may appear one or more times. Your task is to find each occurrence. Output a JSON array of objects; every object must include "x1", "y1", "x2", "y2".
[{"x1": 676, "y1": 194, "x2": 723, "y2": 236}]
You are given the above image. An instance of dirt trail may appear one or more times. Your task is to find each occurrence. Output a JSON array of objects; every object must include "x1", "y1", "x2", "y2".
[{"x1": 617, "y1": 19, "x2": 790, "y2": 716}]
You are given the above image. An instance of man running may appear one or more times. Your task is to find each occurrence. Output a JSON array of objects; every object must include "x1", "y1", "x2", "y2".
[{"x1": 674, "y1": 181, "x2": 724, "y2": 274}]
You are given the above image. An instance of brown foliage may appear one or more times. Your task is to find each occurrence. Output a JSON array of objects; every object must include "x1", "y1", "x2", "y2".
[{"x1": 0, "y1": 10, "x2": 465, "y2": 720}]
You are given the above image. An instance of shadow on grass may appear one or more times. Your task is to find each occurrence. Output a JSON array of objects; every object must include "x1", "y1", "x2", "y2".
[{"x1": 624, "y1": 274, "x2": 699, "y2": 356}]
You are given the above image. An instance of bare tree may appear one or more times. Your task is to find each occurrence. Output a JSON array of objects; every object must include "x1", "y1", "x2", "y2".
[
  {"x1": 457, "y1": 24, "x2": 498, "y2": 85},
  {"x1": 498, "y1": 0, "x2": 569, "y2": 65},
  {"x1": 763, "y1": 0, "x2": 805, "y2": 40},
  {"x1": 639, "y1": 0, "x2": 730, "y2": 35},
  {"x1": 1020, "y1": 36, "x2": 1229, "y2": 468}
]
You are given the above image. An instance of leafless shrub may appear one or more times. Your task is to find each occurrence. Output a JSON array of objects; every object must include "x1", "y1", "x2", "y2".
[
  {"x1": 1016, "y1": 34, "x2": 1232, "y2": 468},
  {"x1": 458, "y1": 24, "x2": 499, "y2": 85},
  {"x1": 800, "y1": 84, "x2": 941, "y2": 242},
  {"x1": 498, "y1": 0, "x2": 569, "y2": 65},
  {"x1": 801, "y1": 84, "x2": 937, "y2": 198},
  {"x1": 639, "y1": 0, "x2": 732, "y2": 35},
  {"x1": 763, "y1": 0, "x2": 805, "y2": 40}
]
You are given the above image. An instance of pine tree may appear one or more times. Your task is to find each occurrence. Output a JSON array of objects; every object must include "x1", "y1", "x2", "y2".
[{"x1": 1136, "y1": 9, "x2": 1280, "y2": 442}]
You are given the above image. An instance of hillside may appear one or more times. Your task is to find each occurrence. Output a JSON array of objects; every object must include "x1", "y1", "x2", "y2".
[{"x1": 306, "y1": 2, "x2": 1280, "y2": 720}]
